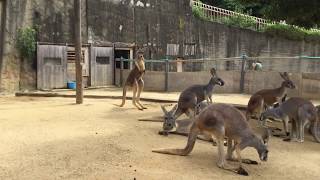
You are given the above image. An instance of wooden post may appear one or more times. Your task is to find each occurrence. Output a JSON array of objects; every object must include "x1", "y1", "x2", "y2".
[
  {"x1": 240, "y1": 53, "x2": 247, "y2": 93},
  {"x1": 74, "y1": 0, "x2": 83, "y2": 104},
  {"x1": 165, "y1": 58, "x2": 169, "y2": 92},
  {"x1": 120, "y1": 57, "x2": 124, "y2": 87}
]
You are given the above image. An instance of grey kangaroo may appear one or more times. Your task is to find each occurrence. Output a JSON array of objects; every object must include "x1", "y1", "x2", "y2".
[
  {"x1": 260, "y1": 97, "x2": 320, "y2": 143},
  {"x1": 153, "y1": 103, "x2": 270, "y2": 176},
  {"x1": 160, "y1": 101, "x2": 214, "y2": 142},
  {"x1": 160, "y1": 68, "x2": 224, "y2": 134}
]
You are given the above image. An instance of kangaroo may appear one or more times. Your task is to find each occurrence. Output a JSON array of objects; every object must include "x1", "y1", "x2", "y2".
[
  {"x1": 153, "y1": 103, "x2": 270, "y2": 176},
  {"x1": 160, "y1": 101, "x2": 214, "y2": 143},
  {"x1": 260, "y1": 97, "x2": 320, "y2": 143},
  {"x1": 160, "y1": 68, "x2": 224, "y2": 134},
  {"x1": 119, "y1": 50, "x2": 146, "y2": 110},
  {"x1": 246, "y1": 72, "x2": 295, "y2": 121}
]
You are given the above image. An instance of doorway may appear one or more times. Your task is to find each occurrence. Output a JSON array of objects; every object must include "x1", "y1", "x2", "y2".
[{"x1": 114, "y1": 49, "x2": 131, "y2": 69}]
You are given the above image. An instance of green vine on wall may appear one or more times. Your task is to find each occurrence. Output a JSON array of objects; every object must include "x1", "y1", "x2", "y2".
[
  {"x1": 16, "y1": 27, "x2": 36, "y2": 60},
  {"x1": 192, "y1": 4, "x2": 320, "y2": 42}
]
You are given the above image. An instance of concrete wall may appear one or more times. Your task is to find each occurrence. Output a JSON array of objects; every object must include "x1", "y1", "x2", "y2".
[
  {"x1": 1, "y1": 0, "x2": 320, "y2": 92},
  {"x1": 115, "y1": 69, "x2": 320, "y2": 99}
]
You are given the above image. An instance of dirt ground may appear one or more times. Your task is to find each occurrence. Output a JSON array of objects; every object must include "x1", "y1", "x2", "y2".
[{"x1": 0, "y1": 96, "x2": 319, "y2": 180}]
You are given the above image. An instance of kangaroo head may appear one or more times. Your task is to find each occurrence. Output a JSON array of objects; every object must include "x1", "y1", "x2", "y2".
[
  {"x1": 136, "y1": 49, "x2": 145, "y2": 61},
  {"x1": 210, "y1": 68, "x2": 225, "y2": 86},
  {"x1": 257, "y1": 126, "x2": 271, "y2": 161},
  {"x1": 254, "y1": 134, "x2": 269, "y2": 162},
  {"x1": 280, "y1": 72, "x2": 295, "y2": 89},
  {"x1": 161, "y1": 105, "x2": 178, "y2": 131},
  {"x1": 195, "y1": 101, "x2": 209, "y2": 115}
]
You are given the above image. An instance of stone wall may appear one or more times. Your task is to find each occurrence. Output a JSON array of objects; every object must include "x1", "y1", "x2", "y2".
[{"x1": 1, "y1": 0, "x2": 320, "y2": 93}]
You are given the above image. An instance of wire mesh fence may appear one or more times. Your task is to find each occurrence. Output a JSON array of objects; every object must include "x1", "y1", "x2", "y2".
[
  {"x1": 114, "y1": 55, "x2": 320, "y2": 95},
  {"x1": 115, "y1": 56, "x2": 320, "y2": 73}
]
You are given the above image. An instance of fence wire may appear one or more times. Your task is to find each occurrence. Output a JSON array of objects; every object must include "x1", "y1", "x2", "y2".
[{"x1": 115, "y1": 56, "x2": 320, "y2": 74}]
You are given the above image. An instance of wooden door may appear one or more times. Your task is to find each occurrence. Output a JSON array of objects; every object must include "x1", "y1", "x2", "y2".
[
  {"x1": 90, "y1": 47, "x2": 114, "y2": 86},
  {"x1": 37, "y1": 45, "x2": 67, "y2": 89}
]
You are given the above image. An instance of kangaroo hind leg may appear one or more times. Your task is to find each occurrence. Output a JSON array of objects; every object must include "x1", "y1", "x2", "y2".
[
  {"x1": 132, "y1": 81, "x2": 143, "y2": 110},
  {"x1": 120, "y1": 85, "x2": 128, "y2": 107},
  {"x1": 136, "y1": 79, "x2": 147, "y2": 109}
]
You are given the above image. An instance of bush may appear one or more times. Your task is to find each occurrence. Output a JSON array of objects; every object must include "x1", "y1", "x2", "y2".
[
  {"x1": 191, "y1": 4, "x2": 320, "y2": 42},
  {"x1": 303, "y1": 29, "x2": 320, "y2": 42},
  {"x1": 16, "y1": 27, "x2": 36, "y2": 60},
  {"x1": 221, "y1": 14, "x2": 257, "y2": 30},
  {"x1": 192, "y1": 5, "x2": 211, "y2": 21},
  {"x1": 263, "y1": 23, "x2": 320, "y2": 42}
]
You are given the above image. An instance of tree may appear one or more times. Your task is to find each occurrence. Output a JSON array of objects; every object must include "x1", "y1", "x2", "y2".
[{"x1": 200, "y1": 0, "x2": 320, "y2": 28}]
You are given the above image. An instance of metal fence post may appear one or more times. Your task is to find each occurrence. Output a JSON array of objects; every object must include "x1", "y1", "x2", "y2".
[
  {"x1": 120, "y1": 57, "x2": 124, "y2": 87},
  {"x1": 165, "y1": 57, "x2": 169, "y2": 92},
  {"x1": 240, "y1": 53, "x2": 247, "y2": 93}
]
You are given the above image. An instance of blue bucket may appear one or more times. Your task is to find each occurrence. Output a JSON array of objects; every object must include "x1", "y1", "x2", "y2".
[{"x1": 67, "y1": 81, "x2": 76, "y2": 89}]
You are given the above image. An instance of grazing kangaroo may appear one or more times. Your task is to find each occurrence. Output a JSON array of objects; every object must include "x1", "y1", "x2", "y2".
[
  {"x1": 153, "y1": 103, "x2": 270, "y2": 176},
  {"x1": 246, "y1": 72, "x2": 295, "y2": 121},
  {"x1": 119, "y1": 50, "x2": 146, "y2": 110},
  {"x1": 160, "y1": 68, "x2": 224, "y2": 134},
  {"x1": 260, "y1": 97, "x2": 320, "y2": 143},
  {"x1": 160, "y1": 101, "x2": 214, "y2": 143}
]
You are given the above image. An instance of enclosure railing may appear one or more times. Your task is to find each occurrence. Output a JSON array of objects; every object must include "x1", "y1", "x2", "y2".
[
  {"x1": 115, "y1": 55, "x2": 320, "y2": 91},
  {"x1": 191, "y1": 0, "x2": 273, "y2": 30}
]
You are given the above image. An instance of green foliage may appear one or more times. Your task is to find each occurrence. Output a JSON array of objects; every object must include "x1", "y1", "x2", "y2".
[
  {"x1": 193, "y1": 1, "x2": 320, "y2": 42},
  {"x1": 192, "y1": 2, "x2": 256, "y2": 30},
  {"x1": 192, "y1": 5, "x2": 210, "y2": 21},
  {"x1": 16, "y1": 27, "x2": 36, "y2": 60},
  {"x1": 303, "y1": 29, "x2": 320, "y2": 42},
  {"x1": 201, "y1": 0, "x2": 320, "y2": 29},
  {"x1": 221, "y1": 14, "x2": 256, "y2": 30},
  {"x1": 263, "y1": 23, "x2": 320, "y2": 42}
]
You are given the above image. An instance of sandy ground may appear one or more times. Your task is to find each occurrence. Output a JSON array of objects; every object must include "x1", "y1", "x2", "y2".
[
  {"x1": 26, "y1": 87, "x2": 320, "y2": 106},
  {"x1": 0, "y1": 96, "x2": 319, "y2": 180}
]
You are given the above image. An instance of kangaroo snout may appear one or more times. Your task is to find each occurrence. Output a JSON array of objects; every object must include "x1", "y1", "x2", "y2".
[{"x1": 219, "y1": 79, "x2": 225, "y2": 86}]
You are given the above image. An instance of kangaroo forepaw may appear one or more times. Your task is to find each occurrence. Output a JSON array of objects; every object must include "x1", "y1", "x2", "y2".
[
  {"x1": 297, "y1": 139, "x2": 304, "y2": 143},
  {"x1": 283, "y1": 137, "x2": 291, "y2": 142},
  {"x1": 242, "y1": 159, "x2": 258, "y2": 165},
  {"x1": 273, "y1": 134, "x2": 281, "y2": 137},
  {"x1": 158, "y1": 131, "x2": 169, "y2": 136},
  {"x1": 237, "y1": 167, "x2": 249, "y2": 176}
]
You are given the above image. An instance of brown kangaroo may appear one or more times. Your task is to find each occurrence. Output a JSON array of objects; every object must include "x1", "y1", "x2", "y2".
[
  {"x1": 119, "y1": 50, "x2": 146, "y2": 110},
  {"x1": 246, "y1": 72, "x2": 295, "y2": 121},
  {"x1": 153, "y1": 103, "x2": 270, "y2": 176}
]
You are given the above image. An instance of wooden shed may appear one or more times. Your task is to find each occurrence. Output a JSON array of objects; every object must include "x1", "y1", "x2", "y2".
[{"x1": 37, "y1": 43, "x2": 122, "y2": 90}]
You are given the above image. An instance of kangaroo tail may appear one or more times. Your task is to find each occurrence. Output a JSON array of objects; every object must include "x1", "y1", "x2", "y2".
[
  {"x1": 246, "y1": 95, "x2": 264, "y2": 121},
  {"x1": 311, "y1": 110, "x2": 320, "y2": 143},
  {"x1": 152, "y1": 123, "x2": 200, "y2": 156}
]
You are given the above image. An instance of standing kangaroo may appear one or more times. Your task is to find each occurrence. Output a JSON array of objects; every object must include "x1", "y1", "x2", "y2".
[
  {"x1": 160, "y1": 68, "x2": 224, "y2": 134},
  {"x1": 260, "y1": 97, "x2": 320, "y2": 143},
  {"x1": 246, "y1": 72, "x2": 295, "y2": 121},
  {"x1": 153, "y1": 103, "x2": 270, "y2": 176},
  {"x1": 119, "y1": 50, "x2": 146, "y2": 110}
]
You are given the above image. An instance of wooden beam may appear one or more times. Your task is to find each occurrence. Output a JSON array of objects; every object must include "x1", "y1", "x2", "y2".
[{"x1": 74, "y1": 0, "x2": 83, "y2": 104}]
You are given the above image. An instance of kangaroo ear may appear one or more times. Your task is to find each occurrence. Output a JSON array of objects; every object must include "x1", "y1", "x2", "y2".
[
  {"x1": 210, "y1": 68, "x2": 217, "y2": 77},
  {"x1": 261, "y1": 127, "x2": 271, "y2": 146},
  {"x1": 170, "y1": 104, "x2": 178, "y2": 113},
  {"x1": 161, "y1": 105, "x2": 168, "y2": 114},
  {"x1": 279, "y1": 72, "x2": 289, "y2": 80}
]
